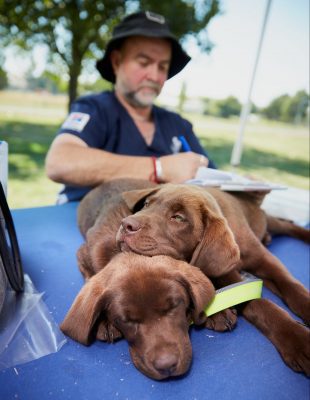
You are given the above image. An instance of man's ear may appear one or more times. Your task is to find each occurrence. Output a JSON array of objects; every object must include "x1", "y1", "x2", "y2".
[
  {"x1": 60, "y1": 269, "x2": 112, "y2": 345},
  {"x1": 190, "y1": 208, "x2": 240, "y2": 278},
  {"x1": 110, "y1": 49, "x2": 122, "y2": 74},
  {"x1": 170, "y1": 258, "x2": 215, "y2": 326},
  {"x1": 121, "y1": 187, "x2": 160, "y2": 211}
]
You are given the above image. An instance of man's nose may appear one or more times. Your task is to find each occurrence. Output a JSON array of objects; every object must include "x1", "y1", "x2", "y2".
[{"x1": 145, "y1": 64, "x2": 161, "y2": 82}]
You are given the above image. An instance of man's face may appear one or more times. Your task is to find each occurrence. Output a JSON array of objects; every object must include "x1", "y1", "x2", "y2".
[{"x1": 111, "y1": 36, "x2": 171, "y2": 108}]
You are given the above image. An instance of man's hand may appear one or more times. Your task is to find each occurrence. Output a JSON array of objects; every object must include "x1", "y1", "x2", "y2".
[{"x1": 159, "y1": 152, "x2": 209, "y2": 183}]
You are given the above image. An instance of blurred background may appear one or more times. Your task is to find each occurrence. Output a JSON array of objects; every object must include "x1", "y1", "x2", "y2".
[{"x1": 0, "y1": 0, "x2": 309, "y2": 209}]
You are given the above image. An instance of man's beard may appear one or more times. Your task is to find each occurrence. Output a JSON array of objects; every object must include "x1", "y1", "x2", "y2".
[{"x1": 122, "y1": 82, "x2": 161, "y2": 108}]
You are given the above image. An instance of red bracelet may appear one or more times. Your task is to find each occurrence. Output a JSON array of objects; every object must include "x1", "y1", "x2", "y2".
[{"x1": 150, "y1": 156, "x2": 158, "y2": 183}]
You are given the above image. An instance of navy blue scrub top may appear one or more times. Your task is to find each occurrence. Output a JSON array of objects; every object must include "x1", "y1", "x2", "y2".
[{"x1": 57, "y1": 91, "x2": 216, "y2": 202}]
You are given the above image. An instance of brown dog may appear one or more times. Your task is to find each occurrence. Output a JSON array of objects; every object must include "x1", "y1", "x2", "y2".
[
  {"x1": 61, "y1": 252, "x2": 215, "y2": 380},
  {"x1": 72, "y1": 178, "x2": 310, "y2": 376}
]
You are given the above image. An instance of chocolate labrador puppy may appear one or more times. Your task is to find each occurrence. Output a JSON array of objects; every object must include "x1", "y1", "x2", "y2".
[
  {"x1": 67, "y1": 178, "x2": 310, "y2": 376},
  {"x1": 61, "y1": 252, "x2": 215, "y2": 380}
]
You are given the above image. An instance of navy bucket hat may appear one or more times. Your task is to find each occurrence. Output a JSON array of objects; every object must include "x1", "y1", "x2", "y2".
[{"x1": 96, "y1": 11, "x2": 191, "y2": 83}]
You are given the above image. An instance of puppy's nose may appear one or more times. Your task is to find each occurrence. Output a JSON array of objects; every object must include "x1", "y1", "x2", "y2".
[
  {"x1": 121, "y1": 216, "x2": 141, "y2": 234},
  {"x1": 153, "y1": 352, "x2": 178, "y2": 376}
]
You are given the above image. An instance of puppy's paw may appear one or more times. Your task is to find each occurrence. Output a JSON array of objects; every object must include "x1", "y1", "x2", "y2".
[
  {"x1": 278, "y1": 321, "x2": 310, "y2": 376},
  {"x1": 96, "y1": 321, "x2": 122, "y2": 343},
  {"x1": 290, "y1": 292, "x2": 310, "y2": 326},
  {"x1": 262, "y1": 232, "x2": 272, "y2": 246},
  {"x1": 204, "y1": 308, "x2": 237, "y2": 332}
]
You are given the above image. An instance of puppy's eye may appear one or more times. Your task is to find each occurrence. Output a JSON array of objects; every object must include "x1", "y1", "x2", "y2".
[
  {"x1": 114, "y1": 317, "x2": 127, "y2": 326},
  {"x1": 143, "y1": 200, "x2": 149, "y2": 208},
  {"x1": 115, "y1": 317, "x2": 138, "y2": 327},
  {"x1": 171, "y1": 214, "x2": 186, "y2": 222}
]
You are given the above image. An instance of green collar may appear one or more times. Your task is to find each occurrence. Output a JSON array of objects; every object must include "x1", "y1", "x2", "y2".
[{"x1": 205, "y1": 273, "x2": 263, "y2": 317}]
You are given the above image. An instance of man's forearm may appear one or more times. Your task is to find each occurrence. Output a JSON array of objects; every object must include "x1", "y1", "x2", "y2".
[
  {"x1": 46, "y1": 133, "x2": 209, "y2": 186},
  {"x1": 46, "y1": 141, "x2": 154, "y2": 186}
]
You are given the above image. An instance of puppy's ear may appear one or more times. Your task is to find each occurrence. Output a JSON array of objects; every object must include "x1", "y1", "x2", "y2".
[
  {"x1": 172, "y1": 259, "x2": 215, "y2": 325},
  {"x1": 190, "y1": 208, "x2": 240, "y2": 278},
  {"x1": 60, "y1": 269, "x2": 114, "y2": 345},
  {"x1": 121, "y1": 187, "x2": 160, "y2": 211}
]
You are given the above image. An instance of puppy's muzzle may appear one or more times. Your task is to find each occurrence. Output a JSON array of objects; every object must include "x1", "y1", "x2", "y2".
[{"x1": 121, "y1": 216, "x2": 142, "y2": 234}]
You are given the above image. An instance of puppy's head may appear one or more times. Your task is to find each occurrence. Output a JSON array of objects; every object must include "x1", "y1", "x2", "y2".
[
  {"x1": 60, "y1": 253, "x2": 214, "y2": 380},
  {"x1": 117, "y1": 184, "x2": 240, "y2": 278}
]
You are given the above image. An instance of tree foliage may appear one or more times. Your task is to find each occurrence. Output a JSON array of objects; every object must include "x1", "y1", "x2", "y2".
[
  {"x1": 203, "y1": 95, "x2": 242, "y2": 118},
  {"x1": 0, "y1": 51, "x2": 8, "y2": 90},
  {"x1": 0, "y1": 0, "x2": 221, "y2": 107},
  {"x1": 261, "y1": 90, "x2": 309, "y2": 124},
  {"x1": 0, "y1": 67, "x2": 8, "y2": 90}
]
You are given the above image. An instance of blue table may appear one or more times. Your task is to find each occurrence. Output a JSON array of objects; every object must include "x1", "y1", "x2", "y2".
[{"x1": 1, "y1": 203, "x2": 309, "y2": 400}]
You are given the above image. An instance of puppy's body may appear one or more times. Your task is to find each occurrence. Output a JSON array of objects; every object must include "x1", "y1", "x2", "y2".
[{"x1": 73, "y1": 178, "x2": 310, "y2": 376}]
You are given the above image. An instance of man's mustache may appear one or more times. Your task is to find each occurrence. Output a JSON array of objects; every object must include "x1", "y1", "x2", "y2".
[{"x1": 138, "y1": 82, "x2": 161, "y2": 92}]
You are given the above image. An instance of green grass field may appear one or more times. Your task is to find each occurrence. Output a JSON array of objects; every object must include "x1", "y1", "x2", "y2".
[{"x1": 0, "y1": 90, "x2": 309, "y2": 209}]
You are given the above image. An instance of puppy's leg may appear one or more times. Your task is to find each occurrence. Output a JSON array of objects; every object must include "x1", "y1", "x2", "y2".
[
  {"x1": 241, "y1": 298, "x2": 310, "y2": 376},
  {"x1": 266, "y1": 215, "x2": 310, "y2": 244},
  {"x1": 244, "y1": 243, "x2": 310, "y2": 324}
]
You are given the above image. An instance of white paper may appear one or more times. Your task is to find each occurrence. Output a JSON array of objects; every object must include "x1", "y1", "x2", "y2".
[{"x1": 187, "y1": 167, "x2": 286, "y2": 192}]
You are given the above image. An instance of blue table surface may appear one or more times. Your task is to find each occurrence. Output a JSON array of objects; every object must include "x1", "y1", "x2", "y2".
[{"x1": 1, "y1": 202, "x2": 309, "y2": 400}]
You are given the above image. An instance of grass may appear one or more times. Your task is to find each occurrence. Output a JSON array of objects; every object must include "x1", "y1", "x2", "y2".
[
  {"x1": 0, "y1": 91, "x2": 67, "y2": 209},
  {"x1": 0, "y1": 90, "x2": 309, "y2": 209}
]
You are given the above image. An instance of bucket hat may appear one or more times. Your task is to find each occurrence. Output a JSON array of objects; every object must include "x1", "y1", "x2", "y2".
[{"x1": 96, "y1": 11, "x2": 191, "y2": 83}]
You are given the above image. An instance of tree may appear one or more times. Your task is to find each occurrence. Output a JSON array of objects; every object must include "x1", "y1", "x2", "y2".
[
  {"x1": 261, "y1": 91, "x2": 309, "y2": 124},
  {"x1": 202, "y1": 95, "x2": 241, "y2": 118},
  {"x1": 25, "y1": 70, "x2": 68, "y2": 93},
  {"x1": 0, "y1": 67, "x2": 8, "y2": 90},
  {"x1": 216, "y1": 96, "x2": 241, "y2": 118},
  {"x1": 177, "y1": 81, "x2": 187, "y2": 114},
  {"x1": 261, "y1": 94, "x2": 290, "y2": 121},
  {"x1": 0, "y1": 52, "x2": 8, "y2": 90},
  {"x1": 285, "y1": 90, "x2": 309, "y2": 124},
  {"x1": 0, "y1": 0, "x2": 221, "y2": 108}
]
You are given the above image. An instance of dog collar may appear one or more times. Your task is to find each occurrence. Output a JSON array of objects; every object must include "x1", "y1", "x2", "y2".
[{"x1": 204, "y1": 273, "x2": 263, "y2": 317}]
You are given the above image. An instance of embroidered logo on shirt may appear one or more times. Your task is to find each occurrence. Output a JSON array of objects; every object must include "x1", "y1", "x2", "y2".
[
  {"x1": 61, "y1": 112, "x2": 90, "y2": 132},
  {"x1": 171, "y1": 136, "x2": 182, "y2": 154}
]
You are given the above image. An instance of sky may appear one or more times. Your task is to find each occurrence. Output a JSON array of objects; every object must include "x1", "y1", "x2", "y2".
[
  {"x1": 4, "y1": 0, "x2": 309, "y2": 108},
  {"x1": 159, "y1": 0, "x2": 310, "y2": 107}
]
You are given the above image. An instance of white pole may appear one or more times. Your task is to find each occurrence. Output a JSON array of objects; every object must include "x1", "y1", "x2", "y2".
[
  {"x1": 0, "y1": 141, "x2": 8, "y2": 197},
  {"x1": 230, "y1": 0, "x2": 273, "y2": 166}
]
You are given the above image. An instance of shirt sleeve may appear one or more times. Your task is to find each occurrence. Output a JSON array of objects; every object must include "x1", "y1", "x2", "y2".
[{"x1": 57, "y1": 95, "x2": 108, "y2": 148}]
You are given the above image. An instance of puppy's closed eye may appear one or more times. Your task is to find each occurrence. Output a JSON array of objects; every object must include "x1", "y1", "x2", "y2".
[
  {"x1": 159, "y1": 298, "x2": 185, "y2": 315},
  {"x1": 170, "y1": 214, "x2": 187, "y2": 223},
  {"x1": 114, "y1": 316, "x2": 140, "y2": 330}
]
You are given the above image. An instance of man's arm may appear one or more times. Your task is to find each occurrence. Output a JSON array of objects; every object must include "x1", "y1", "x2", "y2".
[{"x1": 45, "y1": 133, "x2": 209, "y2": 186}]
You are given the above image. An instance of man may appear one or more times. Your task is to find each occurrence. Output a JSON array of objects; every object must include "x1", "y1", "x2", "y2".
[{"x1": 45, "y1": 11, "x2": 216, "y2": 203}]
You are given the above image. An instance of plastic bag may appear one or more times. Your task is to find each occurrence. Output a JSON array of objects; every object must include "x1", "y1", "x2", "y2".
[{"x1": 0, "y1": 275, "x2": 66, "y2": 370}]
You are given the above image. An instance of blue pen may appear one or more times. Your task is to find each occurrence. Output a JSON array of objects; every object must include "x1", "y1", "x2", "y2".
[{"x1": 179, "y1": 135, "x2": 191, "y2": 152}]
